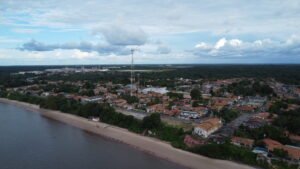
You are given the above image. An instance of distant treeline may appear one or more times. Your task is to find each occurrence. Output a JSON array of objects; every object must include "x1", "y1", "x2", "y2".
[{"x1": 1, "y1": 65, "x2": 300, "y2": 88}]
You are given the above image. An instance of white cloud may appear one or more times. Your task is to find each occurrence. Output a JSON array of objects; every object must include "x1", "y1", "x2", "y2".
[
  {"x1": 1, "y1": 1, "x2": 300, "y2": 64},
  {"x1": 2, "y1": 0, "x2": 300, "y2": 36},
  {"x1": 215, "y1": 38, "x2": 227, "y2": 49},
  {"x1": 192, "y1": 36, "x2": 300, "y2": 59},
  {"x1": 0, "y1": 36, "x2": 23, "y2": 44},
  {"x1": 195, "y1": 42, "x2": 210, "y2": 50},
  {"x1": 94, "y1": 24, "x2": 148, "y2": 46},
  {"x1": 12, "y1": 28, "x2": 41, "y2": 34},
  {"x1": 19, "y1": 39, "x2": 132, "y2": 55},
  {"x1": 228, "y1": 39, "x2": 242, "y2": 47}
]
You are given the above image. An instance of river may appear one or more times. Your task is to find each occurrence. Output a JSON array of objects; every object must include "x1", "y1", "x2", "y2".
[{"x1": 0, "y1": 102, "x2": 186, "y2": 169}]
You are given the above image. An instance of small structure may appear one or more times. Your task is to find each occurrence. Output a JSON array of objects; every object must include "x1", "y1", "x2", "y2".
[
  {"x1": 146, "y1": 104, "x2": 165, "y2": 113},
  {"x1": 179, "y1": 111, "x2": 200, "y2": 120},
  {"x1": 263, "y1": 138, "x2": 300, "y2": 161},
  {"x1": 142, "y1": 87, "x2": 169, "y2": 94},
  {"x1": 81, "y1": 96, "x2": 103, "y2": 104},
  {"x1": 194, "y1": 118, "x2": 222, "y2": 138},
  {"x1": 88, "y1": 117, "x2": 100, "y2": 122},
  {"x1": 252, "y1": 147, "x2": 268, "y2": 157},
  {"x1": 231, "y1": 136, "x2": 254, "y2": 148}
]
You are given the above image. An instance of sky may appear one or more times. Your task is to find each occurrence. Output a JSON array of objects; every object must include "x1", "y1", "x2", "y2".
[{"x1": 0, "y1": 0, "x2": 300, "y2": 65}]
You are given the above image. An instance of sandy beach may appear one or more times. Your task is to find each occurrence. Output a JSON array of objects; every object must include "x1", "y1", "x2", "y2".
[{"x1": 0, "y1": 98, "x2": 255, "y2": 169}]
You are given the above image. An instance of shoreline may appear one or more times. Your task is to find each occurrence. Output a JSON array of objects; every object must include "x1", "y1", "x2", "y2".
[{"x1": 0, "y1": 98, "x2": 255, "y2": 169}]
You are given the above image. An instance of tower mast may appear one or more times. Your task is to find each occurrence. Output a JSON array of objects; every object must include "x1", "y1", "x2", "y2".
[{"x1": 130, "y1": 49, "x2": 135, "y2": 96}]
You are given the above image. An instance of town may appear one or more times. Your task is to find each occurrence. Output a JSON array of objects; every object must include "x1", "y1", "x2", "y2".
[{"x1": 0, "y1": 65, "x2": 300, "y2": 169}]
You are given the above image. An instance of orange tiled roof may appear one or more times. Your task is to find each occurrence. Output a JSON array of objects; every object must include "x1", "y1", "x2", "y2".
[
  {"x1": 231, "y1": 136, "x2": 254, "y2": 146},
  {"x1": 196, "y1": 118, "x2": 222, "y2": 132},
  {"x1": 289, "y1": 134, "x2": 300, "y2": 142},
  {"x1": 283, "y1": 145, "x2": 300, "y2": 160},
  {"x1": 263, "y1": 138, "x2": 283, "y2": 151}
]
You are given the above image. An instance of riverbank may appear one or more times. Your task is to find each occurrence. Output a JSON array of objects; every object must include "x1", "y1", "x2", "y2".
[{"x1": 0, "y1": 98, "x2": 254, "y2": 169}]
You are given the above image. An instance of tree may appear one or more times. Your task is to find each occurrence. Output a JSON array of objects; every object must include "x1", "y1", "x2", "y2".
[
  {"x1": 167, "y1": 92, "x2": 183, "y2": 100},
  {"x1": 190, "y1": 88, "x2": 202, "y2": 100},
  {"x1": 142, "y1": 113, "x2": 161, "y2": 129},
  {"x1": 121, "y1": 94, "x2": 139, "y2": 104},
  {"x1": 192, "y1": 101, "x2": 200, "y2": 107},
  {"x1": 273, "y1": 148, "x2": 288, "y2": 158}
]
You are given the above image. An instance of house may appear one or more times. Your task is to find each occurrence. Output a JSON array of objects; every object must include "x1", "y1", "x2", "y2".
[
  {"x1": 235, "y1": 105, "x2": 256, "y2": 113},
  {"x1": 263, "y1": 138, "x2": 283, "y2": 151},
  {"x1": 194, "y1": 118, "x2": 222, "y2": 138},
  {"x1": 243, "y1": 96, "x2": 267, "y2": 107},
  {"x1": 231, "y1": 136, "x2": 254, "y2": 148},
  {"x1": 243, "y1": 118, "x2": 266, "y2": 129},
  {"x1": 283, "y1": 145, "x2": 300, "y2": 161},
  {"x1": 93, "y1": 86, "x2": 107, "y2": 95},
  {"x1": 164, "y1": 109, "x2": 180, "y2": 116},
  {"x1": 252, "y1": 112, "x2": 277, "y2": 123},
  {"x1": 288, "y1": 133, "x2": 300, "y2": 144},
  {"x1": 263, "y1": 138, "x2": 300, "y2": 161},
  {"x1": 142, "y1": 87, "x2": 169, "y2": 94},
  {"x1": 41, "y1": 92, "x2": 51, "y2": 97},
  {"x1": 211, "y1": 97, "x2": 233, "y2": 111},
  {"x1": 193, "y1": 106, "x2": 208, "y2": 116},
  {"x1": 146, "y1": 104, "x2": 165, "y2": 113},
  {"x1": 252, "y1": 147, "x2": 268, "y2": 157},
  {"x1": 81, "y1": 96, "x2": 103, "y2": 104},
  {"x1": 179, "y1": 111, "x2": 200, "y2": 120},
  {"x1": 112, "y1": 99, "x2": 127, "y2": 108}
]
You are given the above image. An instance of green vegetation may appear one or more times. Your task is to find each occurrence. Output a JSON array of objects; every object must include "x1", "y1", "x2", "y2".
[
  {"x1": 214, "y1": 108, "x2": 240, "y2": 123},
  {"x1": 190, "y1": 143, "x2": 260, "y2": 167},
  {"x1": 190, "y1": 88, "x2": 202, "y2": 100},
  {"x1": 167, "y1": 92, "x2": 183, "y2": 100},
  {"x1": 269, "y1": 100, "x2": 288, "y2": 113},
  {"x1": 121, "y1": 94, "x2": 139, "y2": 104},
  {"x1": 79, "y1": 89, "x2": 95, "y2": 96},
  {"x1": 272, "y1": 108, "x2": 300, "y2": 135},
  {"x1": 225, "y1": 80, "x2": 274, "y2": 96},
  {"x1": 271, "y1": 160, "x2": 299, "y2": 169},
  {"x1": 142, "y1": 113, "x2": 162, "y2": 129},
  {"x1": 235, "y1": 125, "x2": 291, "y2": 144},
  {"x1": 273, "y1": 148, "x2": 288, "y2": 159}
]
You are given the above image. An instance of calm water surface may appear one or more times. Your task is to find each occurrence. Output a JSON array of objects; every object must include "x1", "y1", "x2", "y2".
[{"x1": 0, "y1": 103, "x2": 186, "y2": 169}]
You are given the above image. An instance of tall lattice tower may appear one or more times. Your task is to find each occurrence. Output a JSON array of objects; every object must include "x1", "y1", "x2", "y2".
[{"x1": 130, "y1": 49, "x2": 135, "y2": 96}]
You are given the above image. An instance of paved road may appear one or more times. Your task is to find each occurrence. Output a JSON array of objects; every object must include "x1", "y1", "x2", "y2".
[{"x1": 216, "y1": 113, "x2": 253, "y2": 137}]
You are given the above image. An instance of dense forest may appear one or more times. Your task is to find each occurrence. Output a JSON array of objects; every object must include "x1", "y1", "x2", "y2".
[{"x1": 1, "y1": 65, "x2": 300, "y2": 88}]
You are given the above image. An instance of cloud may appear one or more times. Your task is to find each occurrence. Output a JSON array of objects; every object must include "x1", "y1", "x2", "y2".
[
  {"x1": 12, "y1": 28, "x2": 41, "y2": 34},
  {"x1": 2, "y1": 1, "x2": 300, "y2": 64},
  {"x1": 195, "y1": 42, "x2": 210, "y2": 50},
  {"x1": 2, "y1": 0, "x2": 300, "y2": 37},
  {"x1": 156, "y1": 45, "x2": 171, "y2": 54},
  {"x1": 192, "y1": 36, "x2": 300, "y2": 59},
  {"x1": 94, "y1": 24, "x2": 148, "y2": 46},
  {"x1": 19, "y1": 39, "x2": 131, "y2": 55}
]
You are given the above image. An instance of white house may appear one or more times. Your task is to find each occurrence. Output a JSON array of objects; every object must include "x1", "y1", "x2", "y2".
[
  {"x1": 194, "y1": 118, "x2": 222, "y2": 138},
  {"x1": 142, "y1": 87, "x2": 169, "y2": 94}
]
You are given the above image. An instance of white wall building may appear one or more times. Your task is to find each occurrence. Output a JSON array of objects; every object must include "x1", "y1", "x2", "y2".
[
  {"x1": 194, "y1": 118, "x2": 222, "y2": 138},
  {"x1": 142, "y1": 87, "x2": 169, "y2": 94}
]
